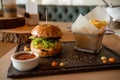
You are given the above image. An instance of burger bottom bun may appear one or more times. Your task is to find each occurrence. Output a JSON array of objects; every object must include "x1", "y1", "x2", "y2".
[{"x1": 30, "y1": 45, "x2": 62, "y2": 57}]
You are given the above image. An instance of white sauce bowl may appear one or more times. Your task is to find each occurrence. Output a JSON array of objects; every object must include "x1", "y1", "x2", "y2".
[{"x1": 11, "y1": 51, "x2": 40, "y2": 71}]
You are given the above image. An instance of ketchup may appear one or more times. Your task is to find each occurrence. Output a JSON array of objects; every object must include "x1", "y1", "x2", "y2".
[{"x1": 15, "y1": 53, "x2": 36, "y2": 60}]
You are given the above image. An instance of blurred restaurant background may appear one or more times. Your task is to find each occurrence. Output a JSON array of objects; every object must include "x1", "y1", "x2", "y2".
[
  {"x1": 0, "y1": 0, "x2": 120, "y2": 22},
  {"x1": 17, "y1": 0, "x2": 120, "y2": 22},
  {"x1": 16, "y1": 0, "x2": 120, "y2": 6}
]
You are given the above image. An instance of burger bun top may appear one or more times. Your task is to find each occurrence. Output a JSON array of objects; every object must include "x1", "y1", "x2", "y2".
[{"x1": 31, "y1": 24, "x2": 63, "y2": 38}]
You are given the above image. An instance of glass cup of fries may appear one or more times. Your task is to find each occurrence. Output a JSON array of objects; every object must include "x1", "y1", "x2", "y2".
[
  {"x1": 74, "y1": 32, "x2": 104, "y2": 53},
  {"x1": 74, "y1": 19, "x2": 107, "y2": 53}
]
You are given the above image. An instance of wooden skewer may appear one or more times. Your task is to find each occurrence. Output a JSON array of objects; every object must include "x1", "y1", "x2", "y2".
[{"x1": 45, "y1": 9, "x2": 48, "y2": 24}]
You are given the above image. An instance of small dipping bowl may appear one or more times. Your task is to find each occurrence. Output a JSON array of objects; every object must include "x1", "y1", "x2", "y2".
[{"x1": 11, "y1": 51, "x2": 40, "y2": 71}]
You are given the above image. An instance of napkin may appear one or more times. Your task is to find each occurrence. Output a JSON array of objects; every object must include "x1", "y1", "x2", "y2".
[
  {"x1": 71, "y1": 14, "x2": 99, "y2": 34},
  {"x1": 71, "y1": 6, "x2": 110, "y2": 34},
  {"x1": 85, "y1": 6, "x2": 110, "y2": 22}
]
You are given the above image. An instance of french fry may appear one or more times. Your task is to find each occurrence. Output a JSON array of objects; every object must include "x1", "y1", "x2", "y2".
[{"x1": 89, "y1": 19, "x2": 108, "y2": 29}]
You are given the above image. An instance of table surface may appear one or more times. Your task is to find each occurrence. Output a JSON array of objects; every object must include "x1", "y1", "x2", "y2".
[{"x1": 0, "y1": 21, "x2": 120, "y2": 80}]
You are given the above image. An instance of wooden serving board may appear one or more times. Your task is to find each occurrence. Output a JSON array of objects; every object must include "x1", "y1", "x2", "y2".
[
  {"x1": 7, "y1": 42, "x2": 120, "y2": 78},
  {"x1": 0, "y1": 16, "x2": 25, "y2": 29},
  {"x1": 0, "y1": 25, "x2": 33, "y2": 43}
]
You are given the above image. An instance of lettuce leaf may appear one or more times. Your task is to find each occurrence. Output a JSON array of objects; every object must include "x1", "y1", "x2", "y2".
[{"x1": 30, "y1": 36, "x2": 58, "y2": 49}]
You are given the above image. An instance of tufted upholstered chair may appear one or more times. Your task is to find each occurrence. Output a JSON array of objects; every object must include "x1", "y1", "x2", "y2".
[
  {"x1": 18, "y1": 5, "x2": 95, "y2": 22},
  {"x1": 38, "y1": 5, "x2": 95, "y2": 22}
]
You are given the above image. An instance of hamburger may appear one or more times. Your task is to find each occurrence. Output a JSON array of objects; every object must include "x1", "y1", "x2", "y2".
[{"x1": 29, "y1": 24, "x2": 63, "y2": 57}]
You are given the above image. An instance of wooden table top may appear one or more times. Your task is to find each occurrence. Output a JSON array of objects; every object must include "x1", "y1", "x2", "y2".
[{"x1": 0, "y1": 21, "x2": 120, "y2": 80}]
